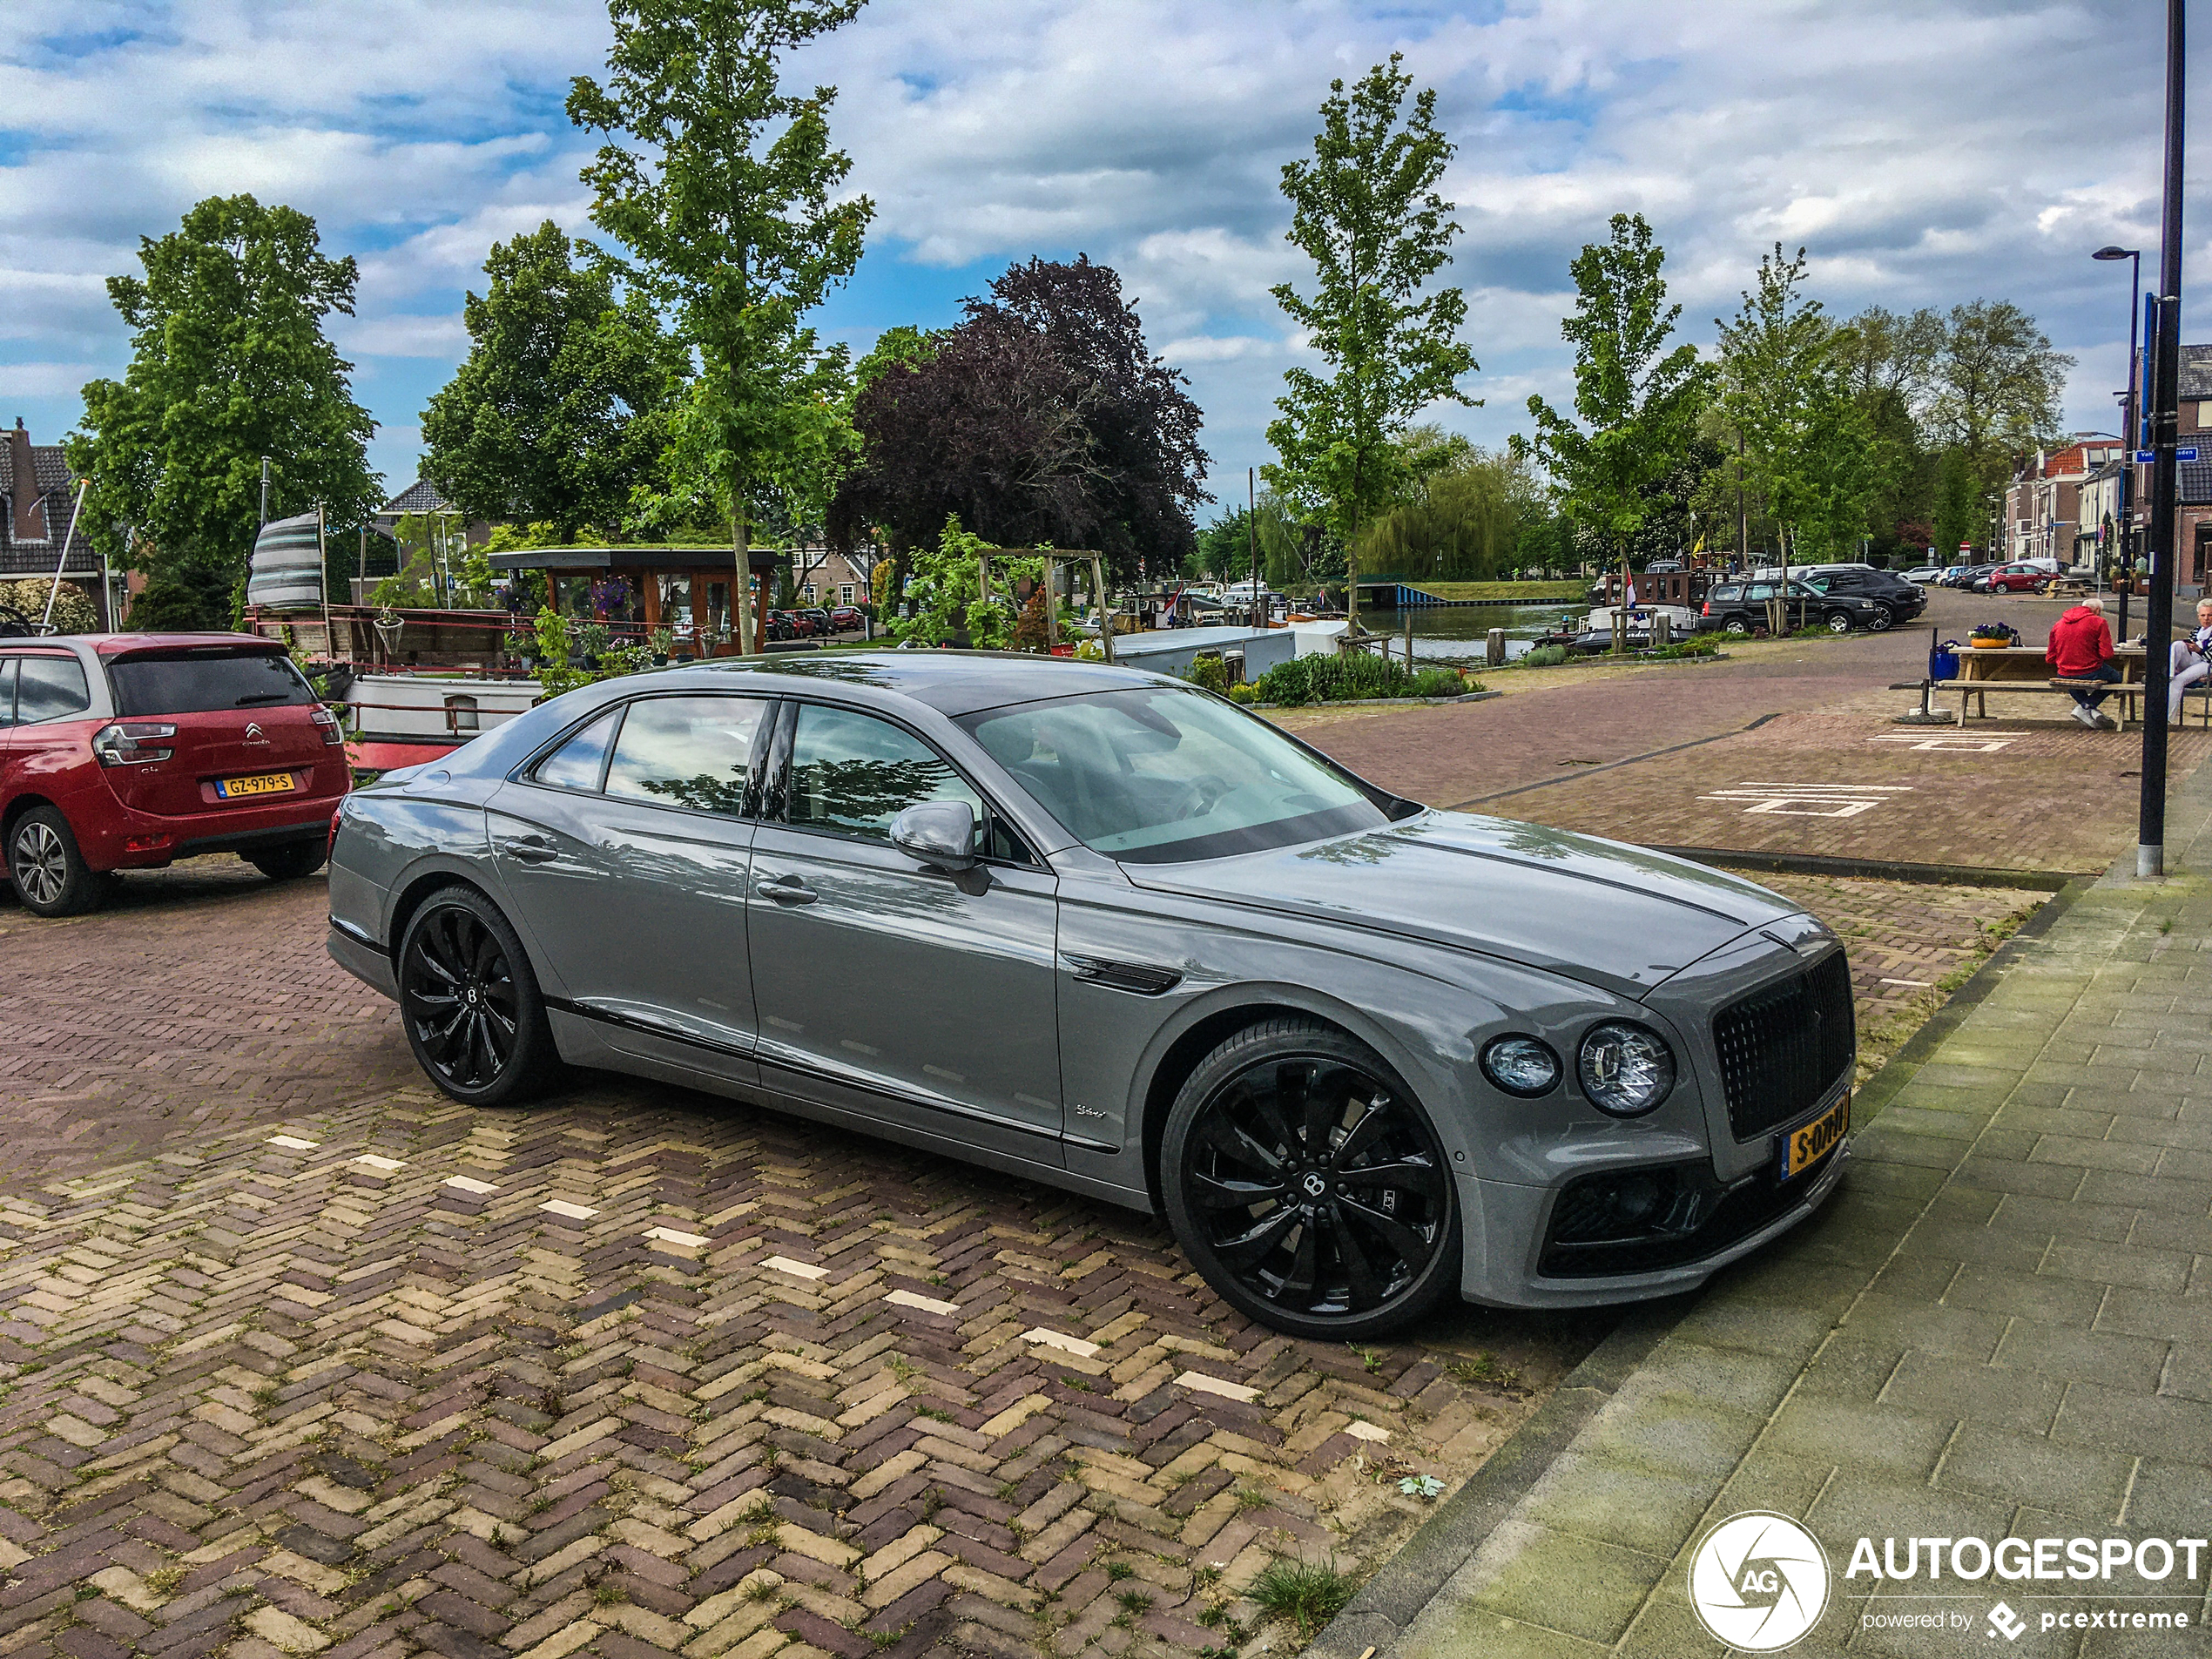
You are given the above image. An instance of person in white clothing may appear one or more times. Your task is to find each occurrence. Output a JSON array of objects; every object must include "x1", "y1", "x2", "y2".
[{"x1": 2168, "y1": 597, "x2": 2212, "y2": 724}]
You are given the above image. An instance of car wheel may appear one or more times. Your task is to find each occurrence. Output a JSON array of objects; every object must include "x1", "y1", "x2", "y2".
[
  {"x1": 1825, "y1": 611, "x2": 1853, "y2": 635},
  {"x1": 1161, "y1": 1017, "x2": 1460, "y2": 1340},
  {"x1": 8, "y1": 806, "x2": 105, "y2": 918},
  {"x1": 1867, "y1": 606, "x2": 1892, "y2": 632},
  {"x1": 246, "y1": 840, "x2": 327, "y2": 880},
  {"x1": 398, "y1": 885, "x2": 557, "y2": 1108},
  {"x1": 1723, "y1": 617, "x2": 1752, "y2": 637}
]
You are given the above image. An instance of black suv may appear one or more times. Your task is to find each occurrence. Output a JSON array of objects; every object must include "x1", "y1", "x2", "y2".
[
  {"x1": 1697, "y1": 579, "x2": 1889, "y2": 636},
  {"x1": 1800, "y1": 564, "x2": 1924, "y2": 624}
]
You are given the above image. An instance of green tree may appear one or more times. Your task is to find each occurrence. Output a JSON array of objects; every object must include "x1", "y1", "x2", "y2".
[
  {"x1": 1931, "y1": 446, "x2": 1979, "y2": 561},
  {"x1": 1515, "y1": 214, "x2": 1709, "y2": 569},
  {"x1": 1928, "y1": 300, "x2": 2073, "y2": 457},
  {"x1": 1356, "y1": 428, "x2": 1527, "y2": 581},
  {"x1": 1264, "y1": 54, "x2": 1476, "y2": 624},
  {"x1": 887, "y1": 515, "x2": 1037, "y2": 648},
  {"x1": 421, "y1": 220, "x2": 685, "y2": 543},
  {"x1": 568, "y1": 0, "x2": 874, "y2": 655},
  {"x1": 67, "y1": 194, "x2": 379, "y2": 630}
]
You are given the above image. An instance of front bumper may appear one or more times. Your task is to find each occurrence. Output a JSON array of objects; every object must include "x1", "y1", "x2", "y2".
[{"x1": 1457, "y1": 1133, "x2": 1851, "y2": 1310}]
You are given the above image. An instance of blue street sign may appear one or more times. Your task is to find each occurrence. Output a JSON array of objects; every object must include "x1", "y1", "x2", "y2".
[
  {"x1": 2139, "y1": 449, "x2": 2157, "y2": 462},
  {"x1": 2181, "y1": 447, "x2": 2201, "y2": 461}
]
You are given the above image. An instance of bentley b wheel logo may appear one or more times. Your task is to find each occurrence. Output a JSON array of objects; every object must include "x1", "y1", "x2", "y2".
[
  {"x1": 1689, "y1": 1513, "x2": 1829, "y2": 1650},
  {"x1": 1301, "y1": 1172, "x2": 1327, "y2": 1198}
]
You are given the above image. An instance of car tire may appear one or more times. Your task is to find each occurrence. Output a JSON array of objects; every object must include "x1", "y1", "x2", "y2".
[
  {"x1": 1161, "y1": 1016, "x2": 1461, "y2": 1340},
  {"x1": 246, "y1": 840, "x2": 327, "y2": 880},
  {"x1": 1867, "y1": 606, "x2": 1893, "y2": 632},
  {"x1": 397, "y1": 885, "x2": 558, "y2": 1109},
  {"x1": 7, "y1": 806, "x2": 105, "y2": 918},
  {"x1": 1825, "y1": 611, "x2": 1853, "y2": 635},
  {"x1": 1723, "y1": 617, "x2": 1752, "y2": 637}
]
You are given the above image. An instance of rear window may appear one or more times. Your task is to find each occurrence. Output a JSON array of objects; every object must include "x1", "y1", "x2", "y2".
[
  {"x1": 109, "y1": 651, "x2": 315, "y2": 717},
  {"x1": 1710, "y1": 584, "x2": 1742, "y2": 602}
]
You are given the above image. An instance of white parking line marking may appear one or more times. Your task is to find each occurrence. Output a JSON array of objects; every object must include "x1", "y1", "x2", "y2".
[
  {"x1": 1176, "y1": 1371, "x2": 1259, "y2": 1403},
  {"x1": 1867, "y1": 735, "x2": 2018, "y2": 752},
  {"x1": 443, "y1": 1176, "x2": 497, "y2": 1196},
  {"x1": 649, "y1": 1226, "x2": 711, "y2": 1249},
  {"x1": 760, "y1": 1252, "x2": 825, "y2": 1278},
  {"x1": 1024, "y1": 1327, "x2": 1100, "y2": 1359},
  {"x1": 353, "y1": 1155, "x2": 405, "y2": 1172},
  {"x1": 1345, "y1": 1421, "x2": 1391, "y2": 1443},
  {"x1": 266, "y1": 1136, "x2": 318, "y2": 1150},
  {"x1": 1700, "y1": 782, "x2": 1915, "y2": 819},
  {"x1": 541, "y1": 1200, "x2": 597, "y2": 1221},
  {"x1": 885, "y1": 1290, "x2": 961, "y2": 1316}
]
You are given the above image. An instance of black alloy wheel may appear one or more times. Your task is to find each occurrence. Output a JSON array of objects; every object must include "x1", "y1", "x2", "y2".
[
  {"x1": 1866, "y1": 606, "x2": 1893, "y2": 631},
  {"x1": 246, "y1": 839, "x2": 327, "y2": 880},
  {"x1": 1163, "y1": 1018, "x2": 1459, "y2": 1339},
  {"x1": 398, "y1": 887, "x2": 556, "y2": 1107}
]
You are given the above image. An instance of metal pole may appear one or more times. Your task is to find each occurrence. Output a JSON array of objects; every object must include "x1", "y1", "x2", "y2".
[
  {"x1": 259, "y1": 457, "x2": 270, "y2": 527},
  {"x1": 41, "y1": 479, "x2": 88, "y2": 631},
  {"x1": 1248, "y1": 467, "x2": 1259, "y2": 629},
  {"x1": 2141, "y1": 0, "x2": 2185, "y2": 879}
]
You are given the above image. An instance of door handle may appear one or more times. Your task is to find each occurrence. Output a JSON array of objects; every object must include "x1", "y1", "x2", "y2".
[
  {"x1": 498, "y1": 836, "x2": 558, "y2": 864},
  {"x1": 756, "y1": 876, "x2": 817, "y2": 906}
]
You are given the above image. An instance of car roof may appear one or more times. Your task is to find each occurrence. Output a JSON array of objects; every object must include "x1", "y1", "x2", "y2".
[
  {"x1": 657, "y1": 649, "x2": 1182, "y2": 717},
  {"x1": 76, "y1": 631, "x2": 284, "y2": 658}
]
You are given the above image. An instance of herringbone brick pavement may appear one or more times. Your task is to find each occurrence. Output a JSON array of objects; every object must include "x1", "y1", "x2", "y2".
[{"x1": 0, "y1": 862, "x2": 2040, "y2": 1657}]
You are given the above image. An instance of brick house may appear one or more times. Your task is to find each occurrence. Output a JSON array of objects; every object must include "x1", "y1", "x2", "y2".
[
  {"x1": 2067, "y1": 346, "x2": 2212, "y2": 596},
  {"x1": 1, "y1": 419, "x2": 109, "y2": 624},
  {"x1": 2004, "y1": 435, "x2": 2128, "y2": 566},
  {"x1": 789, "y1": 545, "x2": 874, "y2": 607}
]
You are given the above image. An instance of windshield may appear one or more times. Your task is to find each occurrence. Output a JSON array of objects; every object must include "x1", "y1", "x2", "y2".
[
  {"x1": 109, "y1": 651, "x2": 315, "y2": 716},
  {"x1": 961, "y1": 686, "x2": 1387, "y2": 863}
]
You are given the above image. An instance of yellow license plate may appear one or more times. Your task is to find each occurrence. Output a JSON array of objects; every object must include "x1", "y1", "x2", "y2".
[
  {"x1": 1780, "y1": 1095, "x2": 1849, "y2": 1180},
  {"x1": 216, "y1": 772, "x2": 295, "y2": 799}
]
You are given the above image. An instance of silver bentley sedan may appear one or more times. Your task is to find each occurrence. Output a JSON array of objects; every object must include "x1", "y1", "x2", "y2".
[{"x1": 327, "y1": 653, "x2": 1852, "y2": 1338}]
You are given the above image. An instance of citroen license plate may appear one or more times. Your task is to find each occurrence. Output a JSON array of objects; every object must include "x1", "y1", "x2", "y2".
[
  {"x1": 1779, "y1": 1095, "x2": 1849, "y2": 1181},
  {"x1": 215, "y1": 772, "x2": 295, "y2": 799}
]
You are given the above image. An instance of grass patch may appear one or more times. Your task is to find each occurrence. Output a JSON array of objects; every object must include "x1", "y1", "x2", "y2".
[{"x1": 1249, "y1": 1556, "x2": 1357, "y2": 1639}]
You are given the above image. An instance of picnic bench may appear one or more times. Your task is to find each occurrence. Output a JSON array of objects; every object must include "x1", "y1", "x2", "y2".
[{"x1": 1933, "y1": 643, "x2": 2150, "y2": 727}]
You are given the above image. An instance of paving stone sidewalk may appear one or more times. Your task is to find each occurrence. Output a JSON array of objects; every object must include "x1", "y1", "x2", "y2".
[{"x1": 1325, "y1": 776, "x2": 2212, "y2": 1656}]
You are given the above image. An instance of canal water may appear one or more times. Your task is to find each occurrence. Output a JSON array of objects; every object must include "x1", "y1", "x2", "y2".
[{"x1": 1362, "y1": 603, "x2": 1585, "y2": 664}]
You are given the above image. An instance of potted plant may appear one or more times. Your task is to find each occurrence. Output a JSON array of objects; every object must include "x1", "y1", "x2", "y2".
[{"x1": 650, "y1": 625, "x2": 673, "y2": 666}]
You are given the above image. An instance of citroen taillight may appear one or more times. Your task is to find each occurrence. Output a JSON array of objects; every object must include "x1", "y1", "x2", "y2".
[{"x1": 91, "y1": 722, "x2": 177, "y2": 765}]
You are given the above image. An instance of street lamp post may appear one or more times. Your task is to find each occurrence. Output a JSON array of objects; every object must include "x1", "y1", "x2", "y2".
[
  {"x1": 2136, "y1": 0, "x2": 2186, "y2": 880},
  {"x1": 2094, "y1": 246, "x2": 2141, "y2": 641}
]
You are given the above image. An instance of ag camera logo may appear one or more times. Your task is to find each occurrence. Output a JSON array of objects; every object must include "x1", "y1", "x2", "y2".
[{"x1": 1689, "y1": 1512, "x2": 1831, "y2": 1651}]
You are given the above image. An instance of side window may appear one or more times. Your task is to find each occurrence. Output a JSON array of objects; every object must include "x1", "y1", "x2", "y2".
[
  {"x1": 15, "y1": 655, "x2": 90, "y2": 725},
  {"x1": 531, "y1": 708, "x2": 619, "y2": 792},
  {"x1": 787, "y1": 704, "x2": 986, "y2": 847},
  {"x1": 1745, "y1": 583, "x2": 1773, "y2": 602},
  {"x1": 0, "y1": 659, "x2": 17, "y2": 728},
  {"x1": 604, "y1": 696, "x2": 767, "y2": 816}
]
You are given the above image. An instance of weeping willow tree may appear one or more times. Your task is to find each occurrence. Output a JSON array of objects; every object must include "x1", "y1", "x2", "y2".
[{"x1": 1352, "y1": 429, "x2": 1526, "y2": 581}]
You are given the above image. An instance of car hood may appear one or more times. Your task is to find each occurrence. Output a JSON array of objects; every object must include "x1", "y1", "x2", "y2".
[{"x1": 1119, "y1": 809, "x2": 1802, "y2": 998}]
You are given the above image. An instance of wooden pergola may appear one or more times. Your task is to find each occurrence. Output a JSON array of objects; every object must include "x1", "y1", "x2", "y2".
[{"x1": 487, "y1": 545, "x2": 792, "y2": 654}]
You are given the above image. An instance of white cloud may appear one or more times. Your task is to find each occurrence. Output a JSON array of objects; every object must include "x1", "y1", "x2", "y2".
[{"x1": 3, "y1": 0, "x2": 2202, "y2": 496}]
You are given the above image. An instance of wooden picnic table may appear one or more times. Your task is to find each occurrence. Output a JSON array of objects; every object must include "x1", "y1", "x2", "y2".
[{"x1": 1947, "y1": 643, "x2": 2148, "y2": 725}]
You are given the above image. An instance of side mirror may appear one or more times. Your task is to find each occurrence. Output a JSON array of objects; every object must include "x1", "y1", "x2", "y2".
[{"x1": 890, "y1": 800, "x2": 979, "y2": 871}]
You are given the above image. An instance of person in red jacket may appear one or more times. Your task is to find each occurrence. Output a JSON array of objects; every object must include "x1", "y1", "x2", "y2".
[{"x1": 2046, "y1": 597, "x2": 2121, "y2": 728}]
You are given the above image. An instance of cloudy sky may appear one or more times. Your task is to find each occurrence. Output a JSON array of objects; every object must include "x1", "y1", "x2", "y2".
[{"x1": 3, "y1": 0, "x2": 2202, "y2": 517}]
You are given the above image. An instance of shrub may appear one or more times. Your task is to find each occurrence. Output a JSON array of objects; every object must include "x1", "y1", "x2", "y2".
[
  {"x1": 1226, "y1": 681, "x2": 1260, "y2": 705},
  {"x1": 1187, "y1": 653, "x2": 1229, "y2": 694},
  {"x1": 1412, "y1": 666, "x2": 1465, "y2": 698},
  {"x1": 0, "y1": 578, "x2": 97, "y2": 633},
  {"x1": 1252, "y1": 651, "x2": 1474, "y2": 705},
  {"x1": 1521, "y1": 643, "x2": 1569, "y2": 668}
]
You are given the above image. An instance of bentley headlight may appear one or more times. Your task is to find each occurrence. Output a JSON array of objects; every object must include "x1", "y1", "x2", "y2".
[
  {"x1": 1480, "y1": 1035, "x2": 1561, "y2": 1097},
  {"x1": 1577, "y1": 1023, "x2": 1676, "y2": 1116}
]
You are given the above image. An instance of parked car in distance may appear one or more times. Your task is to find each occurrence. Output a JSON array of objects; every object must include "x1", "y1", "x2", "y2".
[
  {"x1": 3, "y1": 633, "x2": 349, "y2": 917},
  {"x1": 1697, "y1": 580, "x2": 1890, "y2": 635},
  {"x1": 1944, "y1": 563, "x2": 1998, "y2": 590},
  {"x1": 827, "y1": 604, "x2": 866, "y2": 634},
  {"x1": 762, "y1": 610, "x2": 797, "y2": 643},
  {"x1": 327, "y1": 653, "x2": 1855, "y2": 1334},
  {"x1": 1795, "y1": 565, "x2": 1925, "y2": 624},
  {"x1": 792, "y1": 606, "x2": 833, "y2": 637},
  {"x1": 1976, "y1": 559, "x2": 2062, "y2": 593},
  {"x1": 1899, "y1": 565, "x2": 1944, "y2": 584}
]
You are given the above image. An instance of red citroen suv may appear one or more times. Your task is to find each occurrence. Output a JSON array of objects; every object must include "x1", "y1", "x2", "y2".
[{"x1": 2, "y1": 633, "x2": 349, "y2": 917}]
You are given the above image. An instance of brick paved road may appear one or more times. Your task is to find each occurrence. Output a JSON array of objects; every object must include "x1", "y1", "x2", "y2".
[{"x1": 0, "y1": 859, "x2": 2035, "y2": 1659}]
